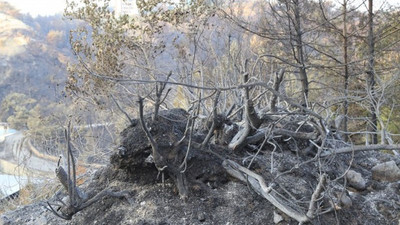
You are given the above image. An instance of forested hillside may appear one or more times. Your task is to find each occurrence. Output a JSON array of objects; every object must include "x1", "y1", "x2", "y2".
[{"x1": 0, "y1": 1, "x2": 76, "y2": 133}]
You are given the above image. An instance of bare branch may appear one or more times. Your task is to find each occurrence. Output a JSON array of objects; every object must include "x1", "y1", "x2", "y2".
[
  {"x1": 79, "y1": 190, "x2": 131, "y2": 210},
  {"x1": 247, "y1": 127, "x2": 318, "y2": 144},
  {"x1": 48, "y1": 123, "x2": 133, "y2": 220},
  {"x1": 110, "y1": 94, "x2": 135, "y2": 125},
  {"x1": 271, "y1": 69, "x2": 285, "y2": 113},
  {"x1": 306, "y1": 174, "x2": 327, "y2": 218},
  {"x1": 138, "y1": 97, "x2": 165, "y2": 171},
  {"x1": 202, "y1": 90, "x2": 221, "y2": 147},
  {"x1": 46, "y1": 202, "x2": 71, "y2": 220},
  {"x1": 321, "y1": 144, "x2": 400, "y2": 157},
  {"x1": 179, "y1": 97, "x2": 200, "y2": 172},
  {"x1": 229, "y1": 73, "x2": 263, "y2": 150},
  {"x1": 67, "y1": 64, "x2": 323, "y2": 120},
  {"x1": 153, "y1": 72, "x2": 172, "y2": 121},
  {"x1": 65, "y1": 122, "x2": 78, "y2": 207},
  {"x1": 222, "y1": 159, "x2": 309, "y2": 223}
]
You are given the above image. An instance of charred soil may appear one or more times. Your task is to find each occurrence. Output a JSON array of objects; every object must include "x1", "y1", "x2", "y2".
[{"x1": 1, "y1": 109, "x2": 400, "y2": 225}]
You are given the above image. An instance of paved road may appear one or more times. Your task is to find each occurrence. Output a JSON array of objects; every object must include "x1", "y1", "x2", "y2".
[
  {"x1": 0, "y1": 131, "x2": 58, "y2": 199},
  {"x1": 0, "y1": 132, "x2": 56, "y2": 176}
]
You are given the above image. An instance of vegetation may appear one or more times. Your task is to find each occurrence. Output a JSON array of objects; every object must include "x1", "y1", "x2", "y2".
[
  {"x1": 45, "y1": 0, "x2": 400, "y2": 223},
  {"x1": 63, "y1": 0, "x2": 400, "y2": 146},
  {"x1": 1, "y1": 0, "x2": 400, "y2": 224}
]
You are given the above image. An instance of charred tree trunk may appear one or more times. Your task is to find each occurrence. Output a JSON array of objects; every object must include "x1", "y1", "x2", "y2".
[
  {"x1": 367, "y1": 0, "x2": 378, "y2": 144},
  {"x1": 271, "y1": 69, "x2": 285, "y2": 113},
  {"x1": 342, "y1": 0, "x2": 349, "y2": 142},
  {"x1": 292, "y1": 0, "x2": 309, "y2": 105}
]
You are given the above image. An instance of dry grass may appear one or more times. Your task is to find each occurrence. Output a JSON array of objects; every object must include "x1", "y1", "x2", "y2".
[
  {"x1": 0, "y1": 177, "x2": 59, "y2": 215},
  {"x1": 0, "y1": 163, "x2": 94, "y2": 215}
]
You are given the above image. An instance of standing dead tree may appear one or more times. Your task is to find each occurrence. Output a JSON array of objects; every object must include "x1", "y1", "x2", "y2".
[
  {"x1": 270, "y1": 68, "x2": 285, "y2": 113},
  {"x1": 366, "y1": 0, "x2": 378, "y2": 145},
  {"x1": 46, "y1": 123, "x2": 130, "y2": 220},
  {"x1": 219, "y1": 0, "x2": 312, "y2": 105},
  {"x1": 138, "y1": 95, "x2": 191, "y2": 200}
]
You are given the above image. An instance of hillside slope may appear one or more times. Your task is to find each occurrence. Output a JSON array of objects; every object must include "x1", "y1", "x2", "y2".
[
  {"x1": 0, "y1": 9, "x2": 72, "y2": 105},
  {"x1": 1, "y1": 108, "x2": 400, "y2": 225}
]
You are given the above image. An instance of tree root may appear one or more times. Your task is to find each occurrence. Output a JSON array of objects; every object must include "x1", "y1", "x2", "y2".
[{"x1": 222, "y1": 159, "x2": 327, "y2": 224}]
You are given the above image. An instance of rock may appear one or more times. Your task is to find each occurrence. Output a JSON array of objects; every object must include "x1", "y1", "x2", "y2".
[
  {"x1": 34, "y1": 215, "x2": 47, "y2": 225},
  {"x1": 339, "y1": 192, "x2": 352, "y2": 208},
  {"x1": 197, "y1": 212, "x2": 206, "y2": 222},
  {"x1": 273, "y1": 211, "x2": 283, "y2": 224},
  {"x1": 0, "y1": 216, "x2": 10, "y2": 225},
  {"x1": 371, "y1": 161, "x2": 400, "y2": 182},
  {"x1": 346, "y1": 170, "x2": 366, "y2": 190}
]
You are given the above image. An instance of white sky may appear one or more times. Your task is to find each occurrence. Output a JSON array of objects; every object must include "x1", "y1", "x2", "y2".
[
  {"x1": 4, "y1": 0, "x2": 67, "y2": 17},
  {"x1": 3, "y1": 0, "x2": 400, "y2": 17}
]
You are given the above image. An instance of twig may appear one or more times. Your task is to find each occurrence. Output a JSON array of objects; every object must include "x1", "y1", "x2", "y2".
[
  {"x1": 306, "y1": 174, "x2": 327, "y2": 218},
  {"x1": 247, "y1": 124, "x2": 273, "y2": 169},
  {"x1": 110, "y1": 94, "x2": 135, "y2": 125},
  {"x1": 225, "y1": 104, "x2": 236, "y2": 118},
  {"x1": 46, "y1": 202, "x2": 71, "y2": 220},
  {"x1": 153, "y1": 72, "x2": 172, "y2": 121},
  {"x1": 179, "y1": 99, "x2": 200, "y2": 172},
  {"x1": 202, "y1": 90, "x2": 221, "y2": 147},
  {"x1": 271, "y1": 68, "x2": 285, "y2": 112}
]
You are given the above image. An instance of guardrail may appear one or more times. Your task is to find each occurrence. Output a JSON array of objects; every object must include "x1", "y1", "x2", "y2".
[{"x1": 25, "y1": 139, "x2": 60, "y2": 162}]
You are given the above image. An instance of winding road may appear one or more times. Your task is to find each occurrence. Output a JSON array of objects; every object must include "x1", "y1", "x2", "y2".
[
  {"x1": 0, "y1": 132, "x2": 56, "y2": 176},
  {"x1": 0, "y1": 130, "x2": 57, "y2": 199}
]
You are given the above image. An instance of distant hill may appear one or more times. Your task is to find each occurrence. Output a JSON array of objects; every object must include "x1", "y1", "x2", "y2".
[
  {"x1": 0, "y1": 1, "x2": 82, "y2": 131},
  {"x1": 0, "y1": 2, "x2": 76, "y2": 105}
]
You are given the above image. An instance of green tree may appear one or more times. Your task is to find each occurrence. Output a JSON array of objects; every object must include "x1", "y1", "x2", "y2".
[{"x1": 0, "y1": 93, "x2": 36, "y2": 130}]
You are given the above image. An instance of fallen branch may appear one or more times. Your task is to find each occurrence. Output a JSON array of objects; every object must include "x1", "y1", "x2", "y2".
[
  {"x1": 306, "y1": 174, "x2": 327, "y2": 218},
  {"x1": 228, "y1": 122, "x2": 252, "y2": 150},
  {"x1": 222, "y1": 159, "x2": 309, "y2": 223},
  {"x1": 321, "y1": 144, "x2": 400, "y2": 157},
  {"x1": 247, "y1": 127, "x2": 318, "y2": 144}
]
